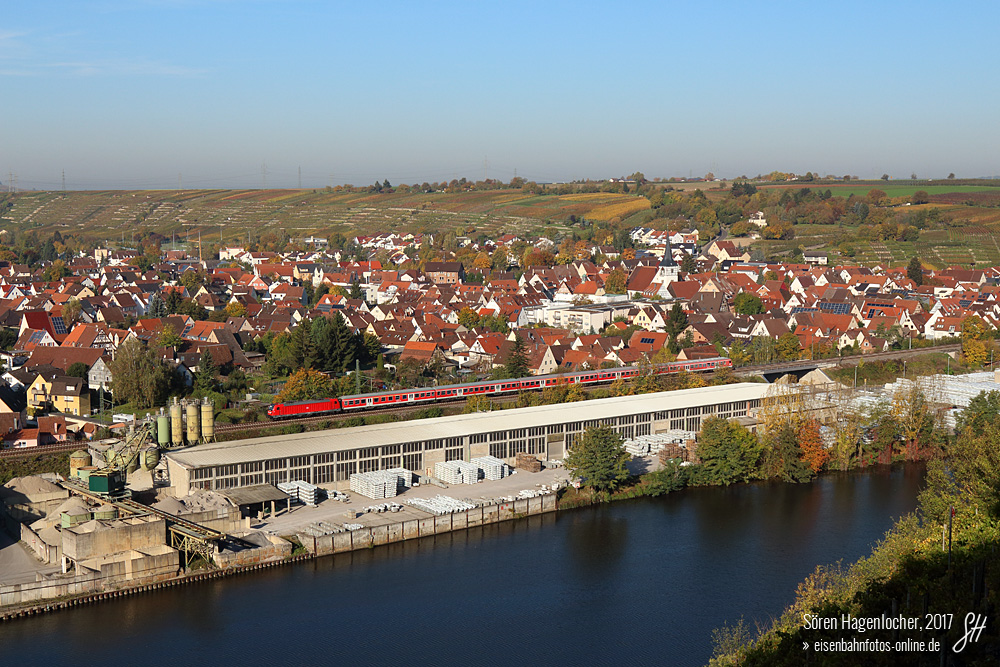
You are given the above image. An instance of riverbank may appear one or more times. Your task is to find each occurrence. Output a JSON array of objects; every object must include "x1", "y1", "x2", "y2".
[
  {"x1": 0, "y1": 455, "x2": 907, "y2": 622},
  {"x1": 711, "y1": 424, "x2": 1000, "y2": 665},
  {"x1": 0, "y1": 466, "x2": 925, "y2": 667}
]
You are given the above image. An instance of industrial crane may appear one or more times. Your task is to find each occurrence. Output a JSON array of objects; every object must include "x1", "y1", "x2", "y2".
[{"x1": 87, "y1": 420, "x2": 157, "y2": 499}]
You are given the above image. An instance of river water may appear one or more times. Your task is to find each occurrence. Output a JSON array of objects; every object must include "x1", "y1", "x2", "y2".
[{"x1": 0, "y1": 464, "x2": 925, "y2": 667}]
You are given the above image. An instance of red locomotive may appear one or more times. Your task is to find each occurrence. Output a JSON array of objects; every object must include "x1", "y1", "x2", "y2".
[{"x1": 266, "y1": 356, "x2": 732, "y2": 419}]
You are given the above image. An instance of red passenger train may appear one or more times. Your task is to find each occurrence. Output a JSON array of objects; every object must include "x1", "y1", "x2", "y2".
[{"x1": 266, "y1": 356, "x2": 733, "y2": 419}]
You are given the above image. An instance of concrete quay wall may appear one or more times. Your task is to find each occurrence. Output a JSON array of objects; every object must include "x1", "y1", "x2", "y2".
[{"x1": 299, "y1": 494, "x2": 556, "y2": 557}]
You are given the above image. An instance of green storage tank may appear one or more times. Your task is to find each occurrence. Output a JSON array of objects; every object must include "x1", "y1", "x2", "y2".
[{"x1": 157, "y1": 412, "x2": 169, "y2": 447}]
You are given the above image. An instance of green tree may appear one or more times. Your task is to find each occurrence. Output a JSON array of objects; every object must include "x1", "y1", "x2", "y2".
[
  {"x1": 680, "y1": 252, "x2": 697, "y2": 274},
  {"x1": 696, "y1": 416, "x2": 762, "y2": 485},
  {"x1": 502, "y1": 334, "x2": 530, "y2": 379},
  {"x1": 911, "y1": 190, "x2": 930, "y2": 205},
  {"x1": 146, "y1": 292, "x2": 167, "y2": 318},
  {"x1": 293, "y1": 319, "x2": 319, "y2": 369},
  {"x1": 194, "y1": 349, "x2": 218, "y2": 392},
  {"x1": 956, "y1": 390, "x2": 1000, "y2": 436},
  {"x1": 907, "y1": 256, "x2": 923, "y2": 285},
  {"x1": 361, "y1": 332, "x2": 382, "y2": 362},
  {"x1": 732, "y1": 292, "x2": 764, "y2": 315},
  {"x1": 643, "y1": 458, "x2": 689, "y2": 496},
  {"x1": 772, "y1": 424, "x2": 813, "y2": 482},
  {"x1": 666, "y1": 302, "x2": 688, "y2": 339},
  {"x1": 67, "y1": 362, "x2": 89, "y2": 380},
  {"x1": 565, "y1": 425, "x2": 631, "y2": 494},
  {"x1": 108, "y1": 338, "x2": 170, "y2": 409},
  {"x1": 350, "y1": 280, "x2": 363, "y2": 300}
]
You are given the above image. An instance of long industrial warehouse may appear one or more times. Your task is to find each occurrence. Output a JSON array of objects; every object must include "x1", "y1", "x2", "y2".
[{"x1": 165, "y1": 383, "x2": 768, "y2": 495}]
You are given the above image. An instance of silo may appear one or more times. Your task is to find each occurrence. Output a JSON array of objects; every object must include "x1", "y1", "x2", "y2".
[
  {"x1": 170, "y1": 398, "x2": 184, "y2": 446},
  {"x1": 69, "y1": 450, "x2": 92, "y2": 479},
  {"x1": 156, "y1": 408, "x2": 169, "y2": 447},
  {"x1": 186, "y1": 399, "x2": 200, "y2": 444},
  {"x1": 200, "y1": 397, "x2": 214, "y2": 443}
]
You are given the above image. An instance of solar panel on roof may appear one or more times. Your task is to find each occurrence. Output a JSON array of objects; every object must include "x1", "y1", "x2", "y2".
[
  {"x1": 27, "y1": 330, "x2": 45, "y2": 344},
  {"x1": 51, "y1": 316, "x2": 67, "y2": 335},
  {"x1": 817, "y1": 302, "x2": 851, "y2": 315},
  {"x1": 640, "y1": 337, "x2": 655, "y2": 345}
]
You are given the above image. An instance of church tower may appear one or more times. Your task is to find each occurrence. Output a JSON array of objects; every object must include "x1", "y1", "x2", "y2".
[{"x1": 654, "y1": 241, "x2": 680, "y2": 292}]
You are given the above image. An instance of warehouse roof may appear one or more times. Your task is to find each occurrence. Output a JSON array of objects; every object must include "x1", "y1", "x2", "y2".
[
  {"x1": 166, "y1": 382, "x2": 769, "y2": 469},
  {"x1": 221, "y1": 484, "x2": 290, "y2": 506}
]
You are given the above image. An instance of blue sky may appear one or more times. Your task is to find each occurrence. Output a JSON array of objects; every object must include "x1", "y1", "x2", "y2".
[{"x1": 4, "y1": 1, "x2": 999, "y2": 189}]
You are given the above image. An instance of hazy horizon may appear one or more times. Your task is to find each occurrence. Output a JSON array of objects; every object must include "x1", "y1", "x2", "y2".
[{"x1": 5, "y1": 1, "x2": 999, "y2": 190}]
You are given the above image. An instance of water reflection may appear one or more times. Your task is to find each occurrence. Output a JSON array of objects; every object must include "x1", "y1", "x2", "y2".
[{"x1": 0, "y1": 465, "x2": 924, "y2": 667}]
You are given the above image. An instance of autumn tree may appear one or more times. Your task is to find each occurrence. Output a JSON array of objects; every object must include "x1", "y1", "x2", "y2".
[
  {"x1": 961, "y1": 315, "x2": 992, "y2": 366},
  {"x1": 911, "y1": 190, "x2": 930, "y2": 205},
  {"x1": 473, "y1": 252, "x2": 492, "y2": 270},
  {"x1": 797, "y1": 418, "x2": 828, "y2": 473},
  {"x1": 603, "y1": 268, "x2": 627, "y2": 294},
  {"x1": 278, "y1": 367, "x2": 335, "y2": 402},
  {"x1": 224, "y1": 301, "x2": 247, "y2": 318},
  {"x1": 565, "y1": 424, "x2": 631, "y2": 495},
  {"x1": 458, "y1": 306, "x2": 480, "y2": 329},
  {"x1": 867, "y1": 189, "x2": 888, "y2": 206},
  {"x1": 892, "y1": 382, "x2": 930, "y2": 460},
  {"x1": 62, "y1": 298, "x2": 82, "y2": 327},
  {"x1": 775, "y1": 332, "x2": 801, "y2": 360}
]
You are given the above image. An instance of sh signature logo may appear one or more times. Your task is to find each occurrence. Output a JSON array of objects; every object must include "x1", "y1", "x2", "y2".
[{"x1": 952, "y1": 613, "x2": 987, "y2": 653}]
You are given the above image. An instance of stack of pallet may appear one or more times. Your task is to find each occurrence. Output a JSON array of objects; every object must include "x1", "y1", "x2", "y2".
[
  {"x1": 456, "y1": 461, "x2": 481, "y2": 484},
  {"x1": 277, "y1": 480, "x2": 322, "y2": 506},
  {"x1": 385, "y1": 467, "x2": 413, "y2": 488},
  {"x1": 515, "y1": 452, "x2": 542, "y2": 473},
  {"x1": 658, "y1": 440, "x2": 700, "y2": 465},
  {"x1": 471, "y1": 455, "x2": 509, "y2": 481},
  {"x1": 434, "y1": 461, "x2": 464, "y2": 485},
  {"x1": 295, "y1": 480, "x2": 320, "y2": 506},
  {"x1": 350, "y1": 471, "x2": 401, "y2": 499}
]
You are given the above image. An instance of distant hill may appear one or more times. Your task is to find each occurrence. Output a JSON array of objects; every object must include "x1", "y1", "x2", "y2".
[{"x1": 0, "y1": 188, "x2": 651, "y2": 247}]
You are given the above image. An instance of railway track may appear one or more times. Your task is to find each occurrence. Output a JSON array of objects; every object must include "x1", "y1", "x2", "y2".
[
  {"x1": 214, "y1": 394, "x2": 524, "y2": 439},
  {"x1": 0, "y1": 343, "x2": 967, "y2": 453},
  {"x1": 0, "y1": 441, "x2": 83, "y2": 460}
]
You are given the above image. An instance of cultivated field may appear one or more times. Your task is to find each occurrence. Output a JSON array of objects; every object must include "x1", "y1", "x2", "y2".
[{"x1": 0, "y1": 189, "x2": 650, "y2": 247}]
